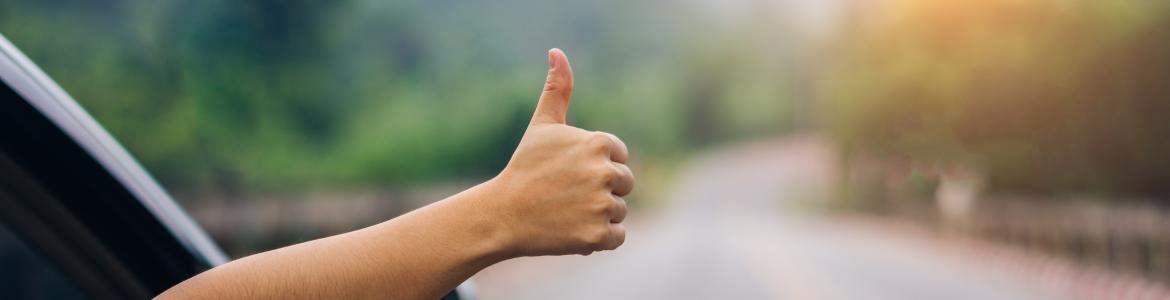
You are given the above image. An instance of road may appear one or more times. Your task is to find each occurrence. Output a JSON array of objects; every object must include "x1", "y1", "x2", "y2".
[{"x1": 470, "y1": 136, "x2": 1074, "y2": 299}]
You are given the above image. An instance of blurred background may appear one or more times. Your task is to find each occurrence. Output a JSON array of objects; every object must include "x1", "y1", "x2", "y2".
[{"x1": 2, "y1": 0, "x2": 1170, "y2": 298}]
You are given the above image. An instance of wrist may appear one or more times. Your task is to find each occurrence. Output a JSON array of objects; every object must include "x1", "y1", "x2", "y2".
[{"x1": 446, "y1": 177, "x2": 520, "y2": 264}]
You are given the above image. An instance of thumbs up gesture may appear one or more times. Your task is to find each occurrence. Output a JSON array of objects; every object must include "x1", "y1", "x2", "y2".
[{"x1": 484, "y1": 49, "x2": 634, "y2": 257}]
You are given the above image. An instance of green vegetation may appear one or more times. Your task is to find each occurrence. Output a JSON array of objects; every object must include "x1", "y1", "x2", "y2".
[
  {"x1": 7, "y1": 0, "x2": 1166, "y2": 201},
  {"x1": 0, "y1": 0, "x2": 804, "y2": 193},
  {"x1": 823, "y1": 0, "x2": 1170, "y2": 198}
]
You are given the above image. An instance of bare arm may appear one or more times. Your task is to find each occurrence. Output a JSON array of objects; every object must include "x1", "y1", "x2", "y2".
[{"x1": 157, "y1": 48, "x2": 634, "y2": 299}]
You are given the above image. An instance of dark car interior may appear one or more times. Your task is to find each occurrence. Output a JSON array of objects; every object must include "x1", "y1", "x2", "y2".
[
  {"x1": 0, "y1": 34, "x2": 466, "y2": 300},
  {"x1": 0, "y1": 59, "x2": 217, "y2": 299}
]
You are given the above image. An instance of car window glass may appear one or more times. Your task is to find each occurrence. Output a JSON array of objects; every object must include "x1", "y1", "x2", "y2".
[{"x1": 0, "y1": 223, "x2": 88, "y2": 300}]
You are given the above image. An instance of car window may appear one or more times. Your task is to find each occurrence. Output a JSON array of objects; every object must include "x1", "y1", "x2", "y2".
[{"x1": 0, "y1": 223, "x2": 87, "y2": 300}]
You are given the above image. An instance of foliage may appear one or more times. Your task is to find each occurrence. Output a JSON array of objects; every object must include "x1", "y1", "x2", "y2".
[
  {"x1": 823, "y1": 0, "x2": 1170, "y2": 197},
  {"x1": 0, "y1": 0, "x2": 803, "y2": 193}
]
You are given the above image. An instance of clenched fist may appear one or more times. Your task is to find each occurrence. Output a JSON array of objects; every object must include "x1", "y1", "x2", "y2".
[{"x1": 481, "y1": 48, "x2": 634, "y2": 257}]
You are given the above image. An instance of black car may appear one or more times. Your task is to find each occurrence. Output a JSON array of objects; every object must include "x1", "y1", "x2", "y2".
[{"x1": 0, "y1": 33, "x2": 471, "y2": 299}]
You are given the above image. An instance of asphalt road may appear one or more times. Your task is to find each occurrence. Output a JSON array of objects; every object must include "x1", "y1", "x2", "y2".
[{"x1": 472, "y1": 136, "x2": 1069, "y2": 300}]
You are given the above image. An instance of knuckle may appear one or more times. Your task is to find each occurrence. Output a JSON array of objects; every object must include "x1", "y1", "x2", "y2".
[
  {"x1": 590, "y1": 198, "x2": 611, "y2": 215},
  {"x1": 607, "y1": 133, "x2": 625, "y2": 147},
  {"x1": 613, "y1": 197, "x2": 628, "y2": 213},
  {"x1": 598, "y1": 165, "x2": 620, "y2": 183},
  {"x1": 615, "y1": 165, "x2": 635, "y2": 195},
  {"x1": 606, "y1": 225, "x2": 626, "y2": 250},
  {"x1": 544, "y1": 77, "x2": 572, "y2": 95},
  {"x1": 587, "y1": 132, "x2": 612, "y2": 151},
  {"x1": 543, "y1": 77, "x2": 562, "y2": 92},
  {"x1": 606, "y1": 235, "x2": 625, "y2": 250},
  {"x1": 615, "y1": 163, "x2": 632, "y2": 178},
  {"x1": 580, "y1": 229, "x2": 607, "y2": 249}
]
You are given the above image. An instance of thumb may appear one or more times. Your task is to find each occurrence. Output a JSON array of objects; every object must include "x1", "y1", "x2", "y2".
[{"x1": 531, "y1": 48, "x2": 574, "y2": 125}]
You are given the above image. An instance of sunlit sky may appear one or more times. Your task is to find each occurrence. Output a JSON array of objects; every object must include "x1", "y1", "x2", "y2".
[{"x1": 690, "y1": 0, "x2": 846, "y2": 37}]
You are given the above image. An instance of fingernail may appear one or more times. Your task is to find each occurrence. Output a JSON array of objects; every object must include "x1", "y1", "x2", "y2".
[{"x1": 548, "y1": 49, "x2": 557, "y2": 68}]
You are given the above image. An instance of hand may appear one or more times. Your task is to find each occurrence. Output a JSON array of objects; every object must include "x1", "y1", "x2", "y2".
[{"x1": 484, "y1": 48, "x2": 634, "y2": 257}]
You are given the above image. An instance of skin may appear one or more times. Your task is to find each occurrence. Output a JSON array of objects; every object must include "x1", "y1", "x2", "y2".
[{"x1": 157, "y1": 48, "x2": 634, "y2": 300}]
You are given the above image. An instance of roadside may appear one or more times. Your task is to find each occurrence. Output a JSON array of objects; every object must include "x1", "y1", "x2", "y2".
[
  {"x1": 472, "y1": 135, "x2": 1169, "y2": 299},
  {"x1": 178, "y1": 134, "x2": 1170, "y2": 299}
]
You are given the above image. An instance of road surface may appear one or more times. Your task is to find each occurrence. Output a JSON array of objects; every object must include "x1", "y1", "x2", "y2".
[{"x1": 470, "y1": 136, "x2": 1090, "y2": 299}]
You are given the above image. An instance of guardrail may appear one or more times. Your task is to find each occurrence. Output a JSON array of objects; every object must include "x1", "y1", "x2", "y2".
[{"x1": 838, "y1": 155, "x2": 1170, "y2": 284}]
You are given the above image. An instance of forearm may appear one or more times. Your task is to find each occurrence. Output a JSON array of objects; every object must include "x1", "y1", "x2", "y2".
[
  {"x1": 157, "y1": 181, "x2": 511, "y2": 300},
  {"x1": 158, "y1": 48, "x2": 632, "y2": 299}
]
